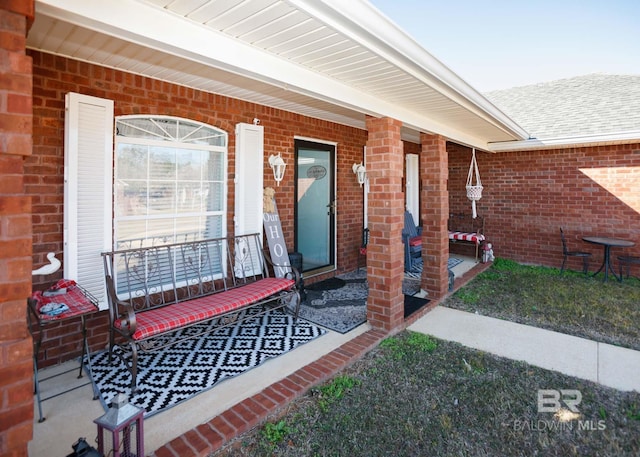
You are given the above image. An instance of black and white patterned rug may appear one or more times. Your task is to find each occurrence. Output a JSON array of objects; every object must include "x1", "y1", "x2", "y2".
[{"x1": 87, "y1": 308, "x2": 325, "y2": 418}]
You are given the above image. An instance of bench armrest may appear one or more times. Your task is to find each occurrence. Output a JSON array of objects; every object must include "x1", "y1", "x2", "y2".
[
  {"x1": 104, "y1": 274, "x2": 137, "y2": 336},
  {"x1": 262, "y1": 249, "x2": 302, "y2": 288}
]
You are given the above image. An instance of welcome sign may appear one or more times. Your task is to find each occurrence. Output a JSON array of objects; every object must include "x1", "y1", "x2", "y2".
[{"x1": 263, "y1": 193, "x2": 292, "y2": 278}]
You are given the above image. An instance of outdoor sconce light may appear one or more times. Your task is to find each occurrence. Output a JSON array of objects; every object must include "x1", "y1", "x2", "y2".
[
  {"x1": 268, "y1": 153, "x2": 287, "y2": 186},
  {"x1": 94, "y1": 393, "x2": 144, "y2": 457},
  {"x1": 352, "y1": 162, "x2": 366, "y2": 187}
]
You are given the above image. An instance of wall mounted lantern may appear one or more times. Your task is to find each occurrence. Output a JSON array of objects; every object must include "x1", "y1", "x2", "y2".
[
  {"x1": 352, "y1": 162, "x2": 366, "y2": 187},
  {"x1": 268, "y1": 153, "x2": 286, "y2": 186}
]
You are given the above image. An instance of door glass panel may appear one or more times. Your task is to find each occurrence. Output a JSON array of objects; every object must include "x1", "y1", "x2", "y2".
[{"x1": 296, "y1": 147, "x2": 333, "y2": 272}]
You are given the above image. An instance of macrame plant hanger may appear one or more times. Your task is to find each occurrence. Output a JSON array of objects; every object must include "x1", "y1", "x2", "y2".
[{"x1": 466, "y1": 148, "x2": 483, "y2": 219}]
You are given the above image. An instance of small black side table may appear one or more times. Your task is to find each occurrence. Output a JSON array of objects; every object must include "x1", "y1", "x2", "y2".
[{"x1": 27, "y1": 280, "x2": 100, "y2": 422}]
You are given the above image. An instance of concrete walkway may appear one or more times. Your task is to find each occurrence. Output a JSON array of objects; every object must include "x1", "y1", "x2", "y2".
[{"x1": 409, "y1": 306, "x2": 640, "y2": 392}]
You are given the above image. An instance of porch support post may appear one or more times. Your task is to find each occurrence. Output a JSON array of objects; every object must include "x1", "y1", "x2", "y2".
[
  {"x1": 420, "y1": 133, "x2": 449, "y2": 298},
  {"x1": 0, "y1": 1, "x2": 35, "y2": 456},
  {"x1": 365, "y1": 116, "x2": 404, "y2": 331}
]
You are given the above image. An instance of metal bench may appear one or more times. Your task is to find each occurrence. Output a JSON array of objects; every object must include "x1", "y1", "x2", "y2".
[
  {"x1": 448, "y1": 213, "x2": 486, "y2": 262},
  {"x1": 102, "y1": 233, "x2": 300, "y2": 391}
]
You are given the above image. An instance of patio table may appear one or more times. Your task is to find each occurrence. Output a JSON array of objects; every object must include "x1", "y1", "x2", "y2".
[
  {"x1": 582, "y1": 236, "x2": 635, "y2": 282},
  {"x1": 27, "y1": 280, "x2": 100, "y2": 422}
]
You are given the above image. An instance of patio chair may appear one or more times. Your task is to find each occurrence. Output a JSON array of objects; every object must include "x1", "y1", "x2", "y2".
[
  {"x1": 617, "y1": 255, "x2": 640, "y2": 281},
  {"x1": 560, "y1": 227, "x2": 591, "y2": 274},
  {"x1": 403, "y1": 211, "x2": 422, "y2": 272}
]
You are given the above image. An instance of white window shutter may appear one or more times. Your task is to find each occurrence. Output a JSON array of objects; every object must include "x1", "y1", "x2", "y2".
[
  {"x1": 234, "y1": 123, "x2": 264, "y2": 276},
  {"x1": 64, "y1": 93, "x2": 114, "y2": 308},
  {"x1": 234, "y1": 123, "x2": 264, "y2": 236},
  {"x1": 406, "y1": 153, "x2": 420, "y2": 223}
]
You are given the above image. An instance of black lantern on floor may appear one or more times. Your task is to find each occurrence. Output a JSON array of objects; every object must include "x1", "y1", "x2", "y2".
[{"x1": 94, "y1": 393, "x2": 144, "y2": 457}]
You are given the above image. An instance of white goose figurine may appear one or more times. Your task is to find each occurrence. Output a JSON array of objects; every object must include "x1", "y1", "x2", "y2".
[{"x1": 32, "y1": 252, "x2": 61, "y2": 276}]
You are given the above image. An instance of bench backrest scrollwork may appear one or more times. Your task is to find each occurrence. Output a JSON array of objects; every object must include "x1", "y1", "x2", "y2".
[{"x1": 102, "y1": 233, "x2": 268, "y2": 313}]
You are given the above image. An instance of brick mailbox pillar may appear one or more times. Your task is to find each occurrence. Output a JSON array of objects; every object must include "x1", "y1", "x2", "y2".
[{"x1": 365, "y1": 116, "x2": 405, "y2": 332}]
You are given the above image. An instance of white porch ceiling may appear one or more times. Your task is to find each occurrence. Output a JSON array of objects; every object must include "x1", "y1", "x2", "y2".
[{"x1": 27, "y1": 0, "x2": 529, "y2": 149}]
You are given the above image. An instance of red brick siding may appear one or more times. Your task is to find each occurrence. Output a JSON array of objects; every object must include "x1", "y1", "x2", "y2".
[
  {"x1": 448, "y1": 143, "x2": 640, "y2": 271},
  {"x1": 27, "y1": 50, "x2": 368, "y2": 365},
  {"x1": 0, "y1": 2, "x2": 35, "y2": 456}
]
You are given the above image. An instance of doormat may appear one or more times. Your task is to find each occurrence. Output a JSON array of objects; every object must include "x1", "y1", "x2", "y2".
[
  {"x1": 305, "y1": 277, "x2": 346, "y2": 291},
  {"x1": 299, "y1": 271, "x2": 367, "y2": 334},
  {"x1": 86, "y1": 308, "x2": 325, "y2": 418},
  {"x1": 404, "y1": 294, "x2": 430, "y2": 318},
  {"x1": 299, "y1": 270, "x2": 429, "y2": 333}
]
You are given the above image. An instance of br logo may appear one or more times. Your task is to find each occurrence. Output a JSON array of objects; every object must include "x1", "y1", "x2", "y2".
[{"x1": 537, "y1": 389, "x2": 582, "y2": 413}]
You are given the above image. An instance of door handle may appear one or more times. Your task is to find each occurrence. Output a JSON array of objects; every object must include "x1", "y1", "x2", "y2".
[{"x1": 326, "y1": 201, "x2": 336, "y2": 215}]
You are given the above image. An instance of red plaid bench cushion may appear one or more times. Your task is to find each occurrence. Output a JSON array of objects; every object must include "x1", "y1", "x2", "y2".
[
  {"x1": 448, "y1": 231, "x2": 486, "y2": 245},
  {"x1": 116, "y1": 277, "x2": 295, "y2": 341}
]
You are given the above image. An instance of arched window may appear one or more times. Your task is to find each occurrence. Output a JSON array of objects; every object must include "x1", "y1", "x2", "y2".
[{"x1": 114, "y1": 116, "x2": 227, "y2": 248}]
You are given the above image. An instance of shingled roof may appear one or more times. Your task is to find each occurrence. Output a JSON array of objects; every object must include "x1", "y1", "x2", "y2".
[{"x1": 485, "y1": 74, "x2": 640, "y2": 141}]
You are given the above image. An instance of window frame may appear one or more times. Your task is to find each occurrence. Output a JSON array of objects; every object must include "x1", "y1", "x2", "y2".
[{"x1": 114, "y1": 115, "x2": 229, "y2": 250}]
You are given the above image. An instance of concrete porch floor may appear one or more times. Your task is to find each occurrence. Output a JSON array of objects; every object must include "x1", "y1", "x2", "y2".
[{"x1": 29, "y1": 257, "x2": 481, "y2": 456}]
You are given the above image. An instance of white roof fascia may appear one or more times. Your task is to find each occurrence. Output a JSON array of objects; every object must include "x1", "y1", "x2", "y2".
[
  {"x1": 488, "y1": 131, "x2": 640, "y2": 152},
  {"x1": 36, "y1": 0, "x2": 508, "y2": 149},
  {"x1": 290, "y1": 0, "x2": 530, "y2": 141}
]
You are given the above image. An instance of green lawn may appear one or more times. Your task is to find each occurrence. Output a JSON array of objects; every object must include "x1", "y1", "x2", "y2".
[{"x1": 445, "y1": 258, "x2": 640, "y2": 351}]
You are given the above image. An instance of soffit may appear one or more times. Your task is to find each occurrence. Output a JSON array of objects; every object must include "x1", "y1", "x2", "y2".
[{"x1": 27, "y1": 0, "x2": 529, "y2": 149}]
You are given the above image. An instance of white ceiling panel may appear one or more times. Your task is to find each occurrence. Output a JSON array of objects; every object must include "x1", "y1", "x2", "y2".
[
  {"x1": 207, "y1": 0, "x2": 283, "y2": 32},
  {"x1": 183, "y1": 0, "x2": 245, "y2": 23},
  {"x1": 250, "y1": 16, "x2": 314, "y2": 47},
  {"x1": 27, "y1": 0, "x2": 530, "y2": 149}
]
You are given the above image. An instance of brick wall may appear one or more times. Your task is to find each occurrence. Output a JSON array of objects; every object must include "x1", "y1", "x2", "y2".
[
  {"x1": 25, "y1": 51, "x2": 640, "y2": 370},
  {"x1": 27, "y1": 50, "x2": 368, "y2": 365},
  {"x1": 0, "y1": 2, "x2": 35, "y2": 456},
  {"x1": 448, "y1": 142, "x2": 640, "y2": 271}
]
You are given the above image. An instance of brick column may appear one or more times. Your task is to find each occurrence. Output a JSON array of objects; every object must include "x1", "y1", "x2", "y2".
[
  {"x1": 365, "y1": 117, "x2": 404, "y2": 331},
  {"x1": 0, "y1": 2, "x2": 35, "y2": 456},
  {"x1": 420, "y1": 133, "x2": 449, "y2": 298}
]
